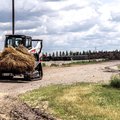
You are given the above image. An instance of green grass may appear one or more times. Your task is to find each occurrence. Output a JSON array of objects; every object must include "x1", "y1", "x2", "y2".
[
  {"x1": 61, "y1": 59, "x2": 107, "y2": 67},
  {"x1": 42, "y1": 63, "x2": 46, "y2": 67},
  {"x1": 50, "y1": 59, "x2": 107, "y2": 67},
  {"x1": 42, "y1": 59, "x2": 107, "y2": 67},
  {"x1": 50, "y1": 63, "x2": 59, "y2": 67},
  {"x1": 62, "y1": 60, "x2": 98, "y2": 67},
  {"x1": 110, "y1": 75, "x2": 120, "y2": 88},
  {"x1": 20, "y1": 83, "x2": 120, "y2": 120},
  {"x1": 117, "y1": 65, "x2": 120, "y2": 69}
]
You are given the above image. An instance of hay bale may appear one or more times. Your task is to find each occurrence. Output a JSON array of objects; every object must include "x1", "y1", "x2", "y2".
[
  {"x1": 16, "y1": 45, "x2": 30, "y2": 55},
  {"x1": 0, "y1": 45, "x2": 35, "y2": 73}
]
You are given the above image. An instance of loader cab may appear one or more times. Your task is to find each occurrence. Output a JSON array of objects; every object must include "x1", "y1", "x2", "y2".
[{"x1": 5, "y1": 35, "x2": 32, "y2": 49}]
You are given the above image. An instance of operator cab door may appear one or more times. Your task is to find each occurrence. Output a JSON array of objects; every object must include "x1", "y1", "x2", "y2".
[
  {"x1": 25, "y1": 37, "x2": 32, "y2": 50},
  {"x1": 14, "y1": 37, "x2": 23, "y2": 47},
  {"x1": 6, "y1": 38, "x2": 13, "y2": 46}
]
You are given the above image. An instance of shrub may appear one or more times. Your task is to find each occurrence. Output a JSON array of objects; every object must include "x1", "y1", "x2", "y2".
[
  {"x1": 110, "y1": 75, "x2": 120, "y2": 88},
  {"x1": 50, "y1": 63, "x2": 59, "y2": 67},
  {"x1": 42, "y1": 63, "x2": 46, "y2": 67},
  {"x1": 62, "y1": 63, "x2": 71, "y2": 67}
]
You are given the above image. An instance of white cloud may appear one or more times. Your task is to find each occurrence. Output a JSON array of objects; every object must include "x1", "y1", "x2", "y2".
[{"x1": 1, "y1": 0, "x2": 120, "y2": 52}]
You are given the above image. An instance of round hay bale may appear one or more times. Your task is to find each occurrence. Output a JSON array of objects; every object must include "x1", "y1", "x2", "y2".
[
  {"x1": 0, "y1": 45, "x2": 35, "y2": 73},
  {"x1": 0, "y1": 46, "x2": 17, "y2": 58}
]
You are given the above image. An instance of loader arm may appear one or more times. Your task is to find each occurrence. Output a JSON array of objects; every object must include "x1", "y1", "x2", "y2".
[
  {"x1": 32, "y1": 39, "x2": 43, "y2": 55},
  {"x1": 30, "y1": 39, "x2": 43, "y2": 80}
]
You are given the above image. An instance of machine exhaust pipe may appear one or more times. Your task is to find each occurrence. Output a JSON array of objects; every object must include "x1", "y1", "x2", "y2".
[{"x1": 12, "y1": 0, "x2": 15, "y2": 35}]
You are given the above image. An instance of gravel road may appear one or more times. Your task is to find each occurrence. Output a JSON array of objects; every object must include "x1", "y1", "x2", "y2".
[{"x1": 0, "y1": 61, "x2": 120, "y2": 97}]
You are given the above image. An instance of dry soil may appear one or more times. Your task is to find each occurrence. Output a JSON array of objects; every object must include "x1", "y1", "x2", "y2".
[{"x1": 0, "y1": 61, "x2": 120, "y2": 97}]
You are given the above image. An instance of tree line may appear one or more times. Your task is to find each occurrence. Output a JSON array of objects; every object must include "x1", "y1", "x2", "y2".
[{"x1": 42, "y1": 50, "x2": 120, "y2": 61}]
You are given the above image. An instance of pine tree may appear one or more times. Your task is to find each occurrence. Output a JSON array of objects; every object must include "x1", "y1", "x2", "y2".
[
  {"x1": 52, "y1": 52, "x2": 55, "y2": 57},
  {"x1": 66, "y1": 51, "x2": 68, "y2": 56},
  {"x1": 79, "y1": 52, "x2": 81, "y2": 55},
  {"x1": 76, "y1": 51, "x2": 79, "y2": 56},
  {"x1": 59, "y1": 51, "x2": 62, "y2": 57},
  {"x1": 56, "y1": 51, "x2": 58, "y2": 57},
  {"x1": 72, "y1": 52, "x2": 75, "y2": 56},
  {"x1": 49, "y1": 53, "x2": 51, "y2": 57},
  {"x1": 69, "y1": 51, "x2": 73, "y2": 56},
  {"x1": 62, "y1": 51, "x2": 65, "y2": 56},
  {"x1": 82, "y1": 51, "x2": 86, "y2": 55}
]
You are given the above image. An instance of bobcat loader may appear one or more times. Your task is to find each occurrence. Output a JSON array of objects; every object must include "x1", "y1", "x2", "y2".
[
  {"x1": 0, "y1": 0, "x2": 43, "y2": 80},
  {"x1": 0, "y1": 34, "x2": 43, "y2": 80}
]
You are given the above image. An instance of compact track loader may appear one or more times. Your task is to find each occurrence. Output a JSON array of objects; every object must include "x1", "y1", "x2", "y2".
[{"x1": 0, "y1": 35, "x2": 43, "y2": 80}]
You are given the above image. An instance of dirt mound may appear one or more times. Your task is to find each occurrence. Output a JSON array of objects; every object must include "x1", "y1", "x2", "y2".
[
  {"x1": 0, "y1": 96, "x2": 56, "y2": 120},
  {"x1": 0, "y1": 45, "x2": 35, "y2": 73}
]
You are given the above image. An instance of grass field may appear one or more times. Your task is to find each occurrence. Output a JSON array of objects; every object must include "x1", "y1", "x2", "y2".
[
  {"x1": 42, "y1": 59, "x2": 107, "y2": 67},
  {"x1": 61, "y1": 59, "x2": 107, "y2": 67},
  {"x1": 20, "y1": 83, "x2": 120, "y2": 120}
]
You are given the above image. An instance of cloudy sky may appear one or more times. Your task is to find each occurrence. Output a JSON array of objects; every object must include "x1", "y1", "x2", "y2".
[{"x1": 0, "y1": 0, "x2": 120, "y2": 52}]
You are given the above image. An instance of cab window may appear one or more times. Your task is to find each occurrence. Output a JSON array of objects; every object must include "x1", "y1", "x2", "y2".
[
  {"x1": 7, "y1": 39, "x2": 13, "y2": 46},
  {"x1": 26, "y1": 38, "x2": 29, "y2": 47},
  {"x1": 14, "y1": 38, "x2": 22, "y2": 47},
  {"x1": 26, "y1": 38, "x2": 31, "y2": 48}
]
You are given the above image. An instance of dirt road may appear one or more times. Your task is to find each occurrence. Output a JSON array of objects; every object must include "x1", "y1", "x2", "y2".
[{"x1": 0, "y1": 61, "x2": 120, "y2": 97}]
